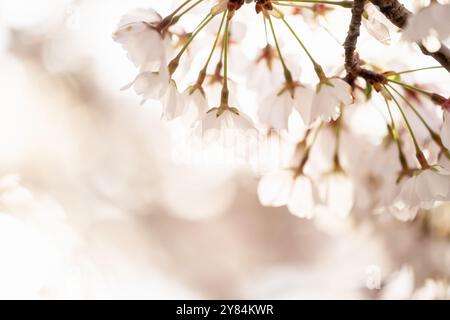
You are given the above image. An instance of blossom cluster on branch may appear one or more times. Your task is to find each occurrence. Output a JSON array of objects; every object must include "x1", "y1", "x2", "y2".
[{"x1": 113, "y1": 0, "x2": 450, "y2": 222}]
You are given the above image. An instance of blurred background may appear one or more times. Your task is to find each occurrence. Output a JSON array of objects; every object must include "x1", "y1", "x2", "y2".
[{"x1": 0, "y1": 0, "x2": 449, "y2": 299}]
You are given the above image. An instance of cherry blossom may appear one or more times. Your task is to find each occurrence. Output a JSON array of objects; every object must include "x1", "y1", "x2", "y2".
[
  {"x1": 113, "y1": 8, "x2": 170, "y2": 71},
  {"x1": 442, "y1": 110, "x2": 450, "y2": 150},
  {"x1": 201, "y1": 107, "x2": 255, "y2": 143},
  {"x1": 362, "y1": 3, "x2": 395, "y2": 45},
  {"x1": 403, "y1": 3, "x2": 450, "y2": 52},
  {"x1": 308, "y1": 78, "x2": 353, "y2": 124},
  {"x1": 123, "y1": 66, "x2": 185, "y2": 120},
  {"x1": 317, "y1": 171, "x2": 355, "y2": 218},
  {"x1": 393, "y1": 167, "x2": 450, "y2": 211},
  {"x1": 257, "y1": 170, "x2": 319, "y2": 219},
  {"x1": 258, "y1": 84, "x2": 313, "y2": 130}
]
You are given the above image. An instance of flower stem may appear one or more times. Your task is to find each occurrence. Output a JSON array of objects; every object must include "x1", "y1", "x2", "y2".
[
  {"x1": 267, "y1": 15, "x2": 293, "y2": 83},
  {"x1": 202, "y1": 11, "x2": 227, "y2": 72},
  {"x1": 383, "y1": 97, "x2": 409, "y2": 172},
  {"x1": 387, "y1": 84, "x2": 450, "y2": 160},
  {"x1": 390, "y1": 66, "x2": 443, "y2": 76},
  {"x1": 333, "y1": 117, "x2": 343, "y2": 171},
  {"x1": 387, "y1": 79, "x2": 433, "y2": 98},
  {"x1": 173, "y1": 0, "x2": 206, "y2": 21},
  {"x1": 169, "y1": 13, "x2": 214, "y2": 75},
  {"x1": 274, "y1": 0, "x2": 353, "y2": 8},
  {"x1": 221, "y1": 11, "x2": 231, "y2": 106},
  {"x1": 281, "y1": 16, "x2": 325, "y2": 81},
  {"x1": 383, "y1": 85, "x2": 429, "y2": 169},
  {"x1": 296, "y1": 122, "x2": 324, "y2": 177},
  {"x1": 170, "y1": 0, "x2": 194, "y2": 17}
]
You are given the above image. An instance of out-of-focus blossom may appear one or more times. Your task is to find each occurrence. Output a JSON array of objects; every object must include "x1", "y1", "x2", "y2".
[
  {"x1": 393, "y1": 167, "x2": 450, "y2": 211},
  {"x1": 403, "y1": 4, "x2": 450, "y2": 52},
  {"x1": 318, "y1": 171, "x2": 355, "y2": 218},
  {"x1": 362, "y1": 3, "x2": 395, "y2": 45},
  {"x1": 308, "y1": 78, "x2": 353, "y2": 124},
  {"x1": 201, "y1": 107, "x2": 255, "y2": 143},
  {"x1": 442, "y1": 110, "x2": 450, "y2": 149},
  {"x1": 123, "y1": 67, "x2": 186, "y2": 120},
  {"x1": 113, "y1": 8, "x2": 170, "y2": 71},
  {"x1": 258, "y1": 170, "x2": 319, "y2": 219},
  {"x1": 258, "y1": 84, "x2": 313, "y2": 130}
]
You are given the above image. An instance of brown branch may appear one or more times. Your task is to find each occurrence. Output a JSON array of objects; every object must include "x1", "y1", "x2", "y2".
[
  {"x1": 343, "y1": 0, "x2": 365, "y2": 85},
  {"x1": 344, "y1": 0, "x2": 387, "y2": 85},
  {"x1": 370, "y1": 0, "x2": 450, "y2": 73}
]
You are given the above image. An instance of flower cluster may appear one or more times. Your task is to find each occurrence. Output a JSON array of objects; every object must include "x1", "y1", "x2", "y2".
[{"x1": 114, "y1": 0, "x2": 450, "y2": 222}]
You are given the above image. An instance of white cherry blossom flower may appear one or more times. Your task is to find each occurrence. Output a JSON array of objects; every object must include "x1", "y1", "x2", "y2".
[
  {"x1": 403, "y1": 4, "x2": 450, "y2": 52},
  {"x1": 181, "y1": 87, "x2": 209, "y2": 126},
  {"x1": 318, "y1": 171, "x2": 355, "y2": 218},
  {"x1": 258, "y1": 170, "x2": 319, "y2": 219},
  {"x1": 442, "y1": 110, "x2": 450, "y2": 150},
  {"x1": 393, "y1": 167, "x2": 450, "y2": 211},
  {"x1": 362, "y1": 3, "x2": 395, "y2": 45},
  {"x1": 258, "y1": 84, "x2": 314, "y2": 130},
  {"x1": 123, "y1": 66, "x2": 185, "y2": 120},
  {"x1": 201, "y1": 107, "x2": 255, "y2": 143},
  {"x1": 113, "y1": 8, "x2": 170, "y2": 71},
  {"x1": 308, "y1": 78, "x2": 353, "y2": 124}
]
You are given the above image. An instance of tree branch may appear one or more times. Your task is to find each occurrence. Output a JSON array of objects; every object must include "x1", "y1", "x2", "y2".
[
  {"x1": 370, "y1": 0, "x2": 450, "y2": 73},
  {"x1": 344, "y1": 0, "x2": 387, "y2": 85},
  {"x1": 343, "y1": 0, "x2": 365, "y2": 84}
]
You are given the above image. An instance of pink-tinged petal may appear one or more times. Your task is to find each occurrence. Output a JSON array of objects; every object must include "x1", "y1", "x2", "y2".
[
  {"x1": 162, "y1": 81, "x2": 185, "y2": 120},
  {"x1": 363, "y1": 3, "x2": 393, "y2": 45},
  {"x1": 293, "y1": 86, "x2": 314, "y2": 126},
  {"x1": 287, "y1": 175, "x2": 317, "y2": 219},
  {"x1": 258, "y1": 171, "x2": 295, "y2": 207},
  {"x1": 319, "y1": 173, "x2": 355, "y2": 218},
  {"x1": 442, "y1": 111, "x2": 450, "y2": 150},
  {"x1": 329, "y1": 78, "x2": 353, "y2": 106}
]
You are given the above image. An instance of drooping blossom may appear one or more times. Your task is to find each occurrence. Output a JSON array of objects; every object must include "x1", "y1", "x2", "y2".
[
  {"x1": 307, "y1": 78, "x2": 353, "y2": 124},
  {"x1": 258, "y1": 84, "x2": 314, "y2": 130},
  {"x1": 113, "y1": 8, "x2": 171, "y2": 71},
  {"x1": 362, "y1": 3, "x2": 395, "y2": 45},
  {"x1": 403, "y1": 4, "x2": 450, "y2": 52},
  {"x1": 442, "y1": 110, "x2": 450, "y2": 150},
  {"x1": 258, "y1": 170, "x2": 319, "y2": 219},
  {"x1": 393, "y1": 166, "x2": 450, "y2": 212},
  {"x1": 317, "y1": 171, "x2": 355, "y2": 218},
  {"x1": 123, "y1": 66, "x2": 185, "y2": 121}
]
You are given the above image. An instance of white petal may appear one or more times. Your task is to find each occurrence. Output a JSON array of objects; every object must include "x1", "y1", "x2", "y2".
[
  {"x1": 287, "y1": 176, "x2": 317, "y2": 219},
  {"x1": 162, "y1": 81, "x2": 185, "y2": 120},
  {"x1": 442, "y1": 111, "x2": 450, "y2": 150},
  {"x1": 293, "y1": 86, "x2": 314, "y2": 126},
  {"x1": 363, "y1": 3, "x2": 392, "y2": 45},
  {"x1": 319, "y1": 173, "x2": 355, "y2": 218},
  {"x1": 258, "y1": 171, "x2": 295, "y2": 207},
  {"x1": 258, "y1": 91, "x2": 293, "y2": 130},
  {"x1": 328, "y1": 78, "x2": 353, "y2": 106}
]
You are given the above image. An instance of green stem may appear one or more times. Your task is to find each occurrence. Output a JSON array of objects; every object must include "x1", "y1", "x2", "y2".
[
  {"x1": 296, "y1": 122, "x2": 324, "y2": 177},
  {"x1": 333, "y1": 117, "x2": 342, "y2": 171},
  {"x1": 387, "y1": 85, "x2": 450, "y2": 160},
  {"x1": 267, "y1": 15, "x2": 293, "y2": 82},
  {"x1": 388, "y1": 79, "x2": 433, "y2": 98},
  {"x1": 383, "y1": 85, "x2": 429, "y2": 169},
  {"x1": 390, "y1": 66, "x2": 443, "y2": 76},
  {"x1": 170, "y1": 0, "x2": 194, "y2": 17},
  {"x1": 274, "y1": 0, "x2": 353, "y2": 8},
  {"x1": 173, "y1": 0, "x2": 206, "y2": 21},
  {"x1": 202, "y1": 11, "x2": 227, "y2": 72},
  {"x1": 169, "y1": 13, "x2": 214, "y2": 75},
  {"x1": 281, "y1": 16, "x2": 324, "y2": 81},
  {"x1": 384, "y1": 97, "x2": 409, "y2": 171},
  {"x1": 221, "y1": 11, "x2": 231, "y2": 106}
]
